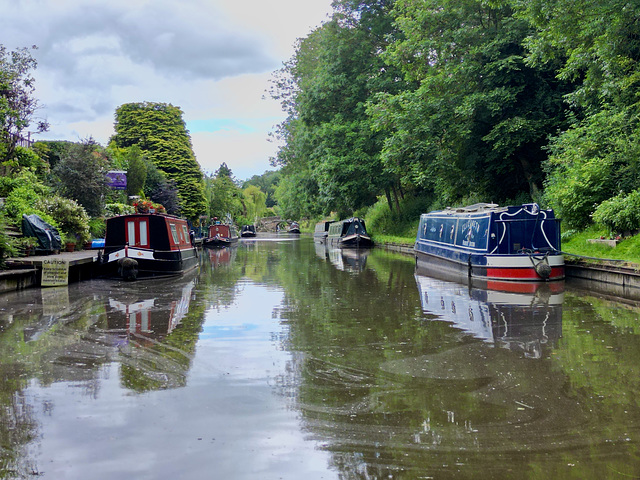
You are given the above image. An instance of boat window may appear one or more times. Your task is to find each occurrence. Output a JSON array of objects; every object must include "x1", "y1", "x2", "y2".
[
  {"x1": 127, "y1": 221, "x2": 136, "y2": 246},
  {"x1": 139, "y1": 220, "x2": 148, "y2": 246},
  {"x1": 126, "y1": 219, "x2": 149, "y2": 247},
  {"x1": 169, "y1": 223, "x2": 179, "y2": 244},
  {"x1": 181, "y1": 225, "x2": 189, "y2": 243}
]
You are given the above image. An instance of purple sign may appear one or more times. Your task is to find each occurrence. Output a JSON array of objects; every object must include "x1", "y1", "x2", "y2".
[{"x1": 107, "y1": 170, "x2": 127, "y2": 190}]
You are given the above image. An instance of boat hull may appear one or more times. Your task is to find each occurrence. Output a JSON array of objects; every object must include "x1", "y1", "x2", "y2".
[
  {"x1": 101, "y1": 246, "x2": 199, "y2": 279},
  {"x1": 415, "y1": 247, "x2": 564, "y2": 282},
  {"x1": 328, "y1": 233, "x2": 374, "y2": 248},
  {"x1": 202, "y1": 237, "x2": 237, "y2": 248}
]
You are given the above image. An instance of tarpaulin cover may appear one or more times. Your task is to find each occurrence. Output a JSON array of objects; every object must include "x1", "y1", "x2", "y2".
[{"x1": 21, "y1": 214, "x2": 62, "y2": 253}]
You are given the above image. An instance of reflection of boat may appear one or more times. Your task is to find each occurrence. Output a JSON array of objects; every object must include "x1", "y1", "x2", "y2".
[
  {"x1": 203, "y1": 223, "x2": 239, "y2": 248},
  {"x1": 415, "y1": 203, "x2": 564, "y2": 282},
  {"x1": 106, "y1": 274, "x2": 197, "y2": 340},
  {"x1": 288, "y1": 222, "x2": 301, "y2": 234},
  {"x1": 314, "y1": 220, "x2": 333, "y2": 242},
  {"x1": 415, "y1": 266, "x2": 563, "y2": 357},
  {"x1": 100, "y1": 213, "x2": 199, "y2": 280},
  {"x1": 240, "y1": 225, "x2": 256, "y2": 237},
  {"x1": 207, "y1": 246, "x2": 236, "y2": 267},
  {"x1": 327, "y1": 217, "x2": 373, "y2": 248},
  {"x1": 328, "y1": 247, "x2": 369, "y2": 272}
]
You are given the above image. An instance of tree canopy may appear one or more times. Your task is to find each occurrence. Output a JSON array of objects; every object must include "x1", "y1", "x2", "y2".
[{"x1": 267, "y1": 0, "x2": 640, "y2": 231}]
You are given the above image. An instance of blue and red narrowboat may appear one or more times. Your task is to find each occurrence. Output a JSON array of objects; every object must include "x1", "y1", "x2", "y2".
[
  {"x1": 414, "y1": 203, "x2": 564, "y2": 282},
  {"x1": 100, "y1": 213, "x2": 198, "y2": 280}
]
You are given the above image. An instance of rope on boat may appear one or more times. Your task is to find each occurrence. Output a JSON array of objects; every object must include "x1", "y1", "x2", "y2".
[{"x1": 526, "y1": 250, "x2": 552, "y2": 279}]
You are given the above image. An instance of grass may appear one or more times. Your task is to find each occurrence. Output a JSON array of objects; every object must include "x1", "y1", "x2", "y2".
[{"x1": 561, "y1": 226, "x2": 640, "y2": 266}]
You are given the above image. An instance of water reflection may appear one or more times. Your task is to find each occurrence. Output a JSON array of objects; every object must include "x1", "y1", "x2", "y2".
[
  {"x1": 4, "y1": 239, "x2": 640, "y2": 478},
  {"x1": 415, "y1": 267, "x2": 563, "y2": 358},
  {"x1": 313, "y1": 241, "x2": 370, "y2": 273}
]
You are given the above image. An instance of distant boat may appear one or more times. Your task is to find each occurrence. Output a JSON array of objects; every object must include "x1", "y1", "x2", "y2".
[
  {"x1": 240, "y1": 225, "x2": 256, "y2": 237},
  {"x1": 414, "y1": 203, "x2": 564, "y2": 282},
  {"x1": 327, "y1": 217, "x2": 373, "y2": 248},
  {"x1": 100, "y1": 213, "x2": 199, "y2": 280},
  {"x1": 288, "y1": 221, "x2": 301, "y2": 234},
  {"x1": 203, "y1": 223, "x2": 239, "y2": 248},
  {"x1": 314, "y1": 220, "x2": 333, "y2": 242}
]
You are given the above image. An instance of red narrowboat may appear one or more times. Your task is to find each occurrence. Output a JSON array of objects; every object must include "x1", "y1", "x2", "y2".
[
  {"x1": 202, "y1": 223, "x2": 239, "y2": 248},
  {"x1": 100, "y1": 213, "x2": 199, "y2": 280}
]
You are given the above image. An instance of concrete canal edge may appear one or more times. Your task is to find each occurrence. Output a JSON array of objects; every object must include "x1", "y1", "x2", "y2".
[
  {"x1": 380, "y1": 242, "x2": 640, "y2": 301},
  {"x1": 0, "y1": 250, "x2": 99, "y2": 294}
]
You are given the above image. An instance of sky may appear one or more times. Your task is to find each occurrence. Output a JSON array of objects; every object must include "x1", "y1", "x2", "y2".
[{"x1": 1, "y1": 0, "x2": 334, "y2": 181}]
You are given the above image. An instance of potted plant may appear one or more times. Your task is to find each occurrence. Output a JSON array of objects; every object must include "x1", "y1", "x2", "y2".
[
  {"x1": 62, "y1": 233, "x2": 76, "y2": 252},
  {"x1": 15, "y1": 236, "x2": 37, "y2": 257}
]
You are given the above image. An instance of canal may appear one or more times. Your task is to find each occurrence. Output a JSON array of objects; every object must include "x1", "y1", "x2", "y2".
[{"x1": 1, "y1": 235, "x2": 639, "y2": 479}]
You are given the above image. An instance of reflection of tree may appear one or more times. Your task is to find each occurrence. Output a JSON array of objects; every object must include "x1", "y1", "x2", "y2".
[{"x1": 266, "y1": 240, "x2": 640, "y2": 478}]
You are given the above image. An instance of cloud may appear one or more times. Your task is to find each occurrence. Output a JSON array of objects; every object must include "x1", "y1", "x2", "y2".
[{"x1": 0, "y1": 0, "x2": 333, "y2": 180}]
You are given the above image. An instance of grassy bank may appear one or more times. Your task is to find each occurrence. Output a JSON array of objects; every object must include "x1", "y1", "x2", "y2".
[{"x1": 561, "y1": 226, "x2": 640, "y2": 266}]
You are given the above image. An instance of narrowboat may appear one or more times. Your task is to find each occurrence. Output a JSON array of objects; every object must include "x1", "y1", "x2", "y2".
[
  {"x1": 240, "y1": 224, "x2": 257, "y2": 237},
  {"x1": 414, "y1": 203, "x2": 564, "y2": 282},
  {"x1": 288, "y1": 221, "x2": 301, "y2": 234},
  {"x1": 100, "y1": 213, "x2": 199, "y2": 280},
  {"x1": 327, "y1": 217, "x2": 373, "y2": 248},
  {"x1": 202, "y1": 223, "x2": 239, "y2": 248},
  {"x1": 314, "y1": 220, "x2": 333, "y2": 242}
]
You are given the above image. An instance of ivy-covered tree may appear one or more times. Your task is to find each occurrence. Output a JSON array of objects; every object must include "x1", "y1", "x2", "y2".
[{"x1": 110, "y1": 102, "x2": 207, "y2": 221}]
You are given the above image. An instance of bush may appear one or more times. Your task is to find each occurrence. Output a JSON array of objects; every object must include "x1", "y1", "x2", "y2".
[
  {"x1": 38, "y1": 196, "x2": 91, "y2": 244},
  {"x1": 592, "y1": 190, "x2": 640, "y2": 234},
  {"x1": 88, "y1": 217, "x2": 106, "y2": 238},
  {"x1": 105, "y1": 203, "x2": 135, "y2": 217}
]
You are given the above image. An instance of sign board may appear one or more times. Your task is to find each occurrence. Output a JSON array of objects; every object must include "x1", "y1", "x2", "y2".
[
  {"x1": 107, "y1": 170, "x2": 127, "y2": 190},
  {"x1": 41, "y1": 258, "x2": 69, "y2": 286}
]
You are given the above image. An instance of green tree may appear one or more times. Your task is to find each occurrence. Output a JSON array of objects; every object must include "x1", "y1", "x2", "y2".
[
  {"x1": 370, "y1": 0, "x2": 569, "y2": 206},
  {"x1": 243, "y1": 170, "x2": 280, "y2": 208},
  {"x1": 204, "y1": 164, "x2": 243, "y2": 222},
  {"x1": 242, "y1": 185, "x2": 267, "y2": 221},
  {"x1": 51, "y1": 138, "x2": 110, "y2": 217},
  {"x1": 111, "y1": 102, "x2": 207, "y2": 221},
  {"x1": 0, "y1": 45, "x2": 48, "y2": 163},
  {"x1": 513, "y1": 0, "x2": 640, "y2": 227},
  {"x1": 271, "y1": 0, "x2": 407, "y2": 217}
]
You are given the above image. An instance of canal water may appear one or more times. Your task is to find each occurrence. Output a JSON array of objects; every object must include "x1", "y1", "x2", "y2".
[{"x1": 1, "y1": 235, "x2": 640, "y2": 479}]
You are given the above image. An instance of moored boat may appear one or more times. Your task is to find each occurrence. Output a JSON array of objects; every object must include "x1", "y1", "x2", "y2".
[
  {"x1": 100, "y1": 213, "x2": 199, "y2": 280},
  {"x1": 288, "y1": 221, "x2": 301, "y2": 234},
  {"x1": 203, "y1": 223, "x2": 239, "y2": 248},
  {"x1": 327, "y1": 217, "x2": 373, "y2": 248},
  {"x1": 414, "y1": 203, "x2": 564, "y2": 282},
  {"x1": 240, "y1": 224, "x2": 256, "y2": 237},
  {"x1": 314, "y1": 220, "x2": 333, "y2": 242}
]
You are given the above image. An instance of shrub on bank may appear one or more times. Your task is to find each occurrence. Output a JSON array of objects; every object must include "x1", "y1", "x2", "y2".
[{"x1": 592, "y1": 189, "x2": 640, "y2": 235}]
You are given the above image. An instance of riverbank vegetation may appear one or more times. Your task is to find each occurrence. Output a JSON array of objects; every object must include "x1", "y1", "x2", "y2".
[
  {"x1": 2, "y1": 0, "x2": 640, "y2": 265},
  {"x1": 270, "y1": 0, "x2": 640, "y2": 257}
]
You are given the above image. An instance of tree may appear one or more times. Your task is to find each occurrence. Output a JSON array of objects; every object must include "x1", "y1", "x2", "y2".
[
  {"x1": 243, "y1": 170, "x2": 280, "y2": 208},
  {"x1": 271, "y1": 0, "x2": 408, "y2": 217},
  {"x1": 0, "y1": 45, "x2": 48, "y2": 163},
  {"x1": 111, "y1": 102, "x2": 207, "y2": 221},
  {"x1": 512, "y1": 0, "x2": 640, "y2": 227},
  {"x1": 144, "y1": 160, "x2": 181, "y2": 216},
  {"x1": 51, "y1": 138, "x2": 110, "y2": 217},
  {"x1": 370, "y1": 0, "x2": 570, "y2": 206}
]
